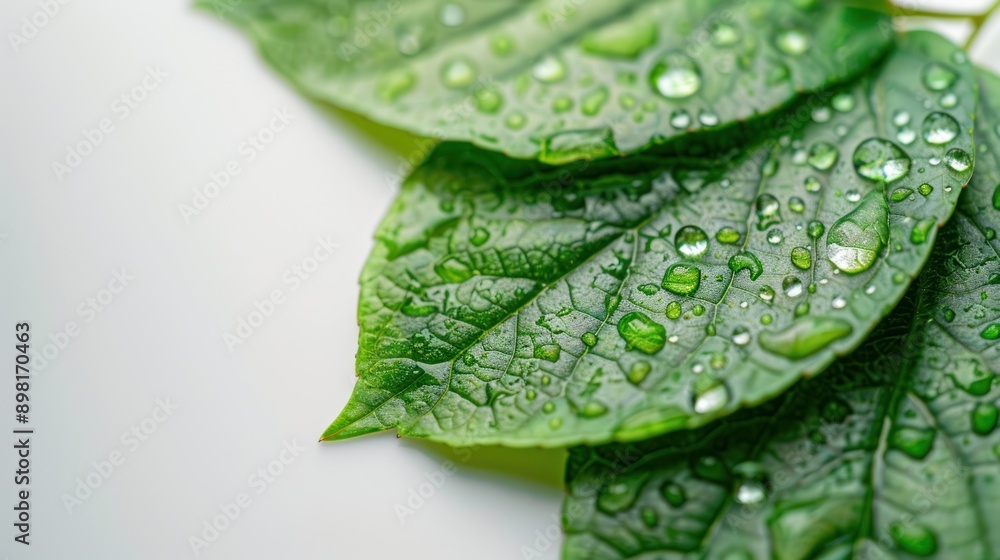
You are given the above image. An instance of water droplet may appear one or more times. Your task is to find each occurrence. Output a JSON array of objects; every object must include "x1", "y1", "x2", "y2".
[
  {"x1": 581, "y1": 86, "x2": 609, "y2": 116},
  {"x1": 470, "y1": 227, "x2": 491, "y2": 246},
  {"x1": 580, "y1": 19, "x2": 658, "y2": 59},
  {"x1": 641, "y1": 507, "x2": 658, "y2": 527},
  {"x1": 808, "y1": 142, "x2": 838, "y2": 170},
  {"x1": 396, "y1": 24, "x2": 428, "y2": 56},
  {"x1": 945, "y1": 148, "x2": 971, "y2": 172},
  {"x1": 759, "y1": 285, "x2": 775, "y2": 302},
  {"x1": 831, "y1": 296, "x2": 847, "y2": 309},
  {"x1": 581, "y1": 401, "x2": 608, "y2": 418},
  {"x1": 832, "y1": 92, "x2": 855, "y2": 112},
  {"x1": 669, "y1": 109, "x2": 692, "y2": 129},
  {"x1": 532, "y1": 55, "x2": 566, "y2": 83},
  {"x1": 490, "y1": 34, "x2": 513, "y2": 56},
  {"x1": 582, "y1": 332, "x2": 598, "y2": 347},
  {"x1": 812, "y1": 106, "x2": 832, "y2": 123},
  {"x1": 662, "y1": 264, "x2": 701, "y2": 296},
  {"x1": 376, "y1": 70, "x2": 417, "y2": 101},
  {"x1": 650, "y1": 53, "x2": 702, "y2": 99},
  {"x1": 627, "y1": 361, "x2": 651, "y2": 385},
  {"x1": 921, "y1": 112, "x2": 960, "y2": 145},
  {"x1": 441, "y1": 58, "x2": 476, "y2": 88},
  {"x1": 439, "y1": 3, "x2": 466, "y2": 26},
  {"x1": 893, "y1": 110, "x2": 911, "y2": 127},
  {"x1": 788, "y1": 197, "x2": 806, "y2": 213},
  {"x1": 661, "y1": 482, "x2": 686, "y2": 507},
  {"x1": 775, "y1": 28, "x2": 809, "y2": 55},
  {"x1": 692, "y1": 304, "x2": 706, "y2": 316},
  {"x1": 845, "y1": 190, "x2": 861, "y2": 203},
  {"x1": 676, "y1": 226, "x2": 709, "y2": 258},
  {"x1": 755, "y1": 194, "x2": 782, "y2": 230},
  {"x1": 698, "y1": 110, "x2": 719, "y2": 127},
  {"x1": 435, "y1": 257, "x2": 473, "y2": 283},
  {"x1": 710, "y1": 21, "x2": 741, "y2": 46},
  {"x1": 549, "y1": 417, "x2": 563, "y2": 430},
  {"x1": 728, "y1": 252, "x2": 763, "y2": 281},
  {"x1": 767, "y1": 229, "x2": 784, "y2": 245},
  {"x1": 617, "y1": 312, "x2": 666, "y2": 354},
  {"x1": 807, "y1": 220, "x2": 825, "y2": 239},
  {"x1": 919, "y1": 183, "x2": 934, "y2": 196},
  {"x1": 732, "y1": 462, "x2": 767, "y2": 505},
  {"x1": 940, "y1": 92, "x2": 958, "y2": 108},
  {"x1": 716, "y1": 227, "x2": 741, "y2": 244},
  {"x1": 896, "y1": 127, "x2": 916, "y2": 145},
  {"x1": 473, "y1": 88, "x2": 503, "y2": 114},
  {"x1": 853, "y1": 138, "x2": 911, "y2": 184},
  {"x1": 534, "y1": 344, "x2": 560, "y2": 362},
  {"x1": 982, "y1": 324, "x2": 1000, "y2": 340},
  {"x1": 890, "y1": 188, "x2": 914, "y2": 202},
  {"x1": 693, "y1": 381, "x2": 731, "y2": 414},
  {"x1": 804, "y1": 176, "x2": 822, "y2": 193},
  {"x1": 910, "y1": 218, "x2": 936, "y2": 244},
  {"x1": 597, "y1": 475, "x2": 646, "y2": 514},
  {"x1": 525, "y1": 390, "x2": 536, "y2": 401},
  {"x1": 732, "y1": 327, "x2": 751, "y2": 346},
  {"x1": 972, "y1": 403, "x2": 999, "y2": 435},
  {"x1": 790, "y1": 247, "x2": 812, "y2": 270},
  {"x1": 783, "y1": 276, "x2": 804, "y2": 298},
  {"x1": 890, "y1": 426, "x2": 936, "y2": 459},
  {"x1": 665, "y1": 301, "x2": 682, "y2": 320},
  {"x1": 922, "y1": 62, "x2": 957, "y2": 91},
  {"x1": 543, "y1": 402, "x2": 555, "y2": 413},
  {"x1": 827, "y1": 191, "x2": 889, "y2": 274},
  {"x1": 552, "y1": 95, "x2": 574, "y2": 113},
  {"x1": 759, "y1": 317, "x2": 853, "y2": 359},
  {"x1": 505, "y1": 112, "x2": 526, "y2": 130}
]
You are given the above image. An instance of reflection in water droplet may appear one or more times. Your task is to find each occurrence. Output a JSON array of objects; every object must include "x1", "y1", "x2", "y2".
[
  {"x1": 758, "y1": 317, "x2": 853, "y2": 359},
  {"x1": 650, "y1": 53, "x2": 702, "y2": 99},
  {"x1": 783, "y1": 276, "x2": 804, "y2": 298},
  {"x1": 807, "y1": 142, "x2": 839, "y2": 170},
  {"x1": 627, "y1": 361, "x2": 651, "y2": 385},
  {"x1": 853, "y1": 138, "x2": 911, "y2": 184},
  {"x1": 921, "y1": 112, "x2": 960, "y2": 145},
  {"x1": 532, "y1": 55, "x2": 567, "y2": 83},
  {"x1": 755, "y1": 194, "x2": 782, "y2": 230},
  {"x1": 441, "y1": 58, "x2": 476, "y2": 88},
  {"x1": 662, "y1": 264, "x2": 701, "y2": 296},
  {"x1": 790, "y1": 247, "x2": 812, "y2": 270},
  {"x1": 732, "y1": 327, "x2": 751, "y2": 346},
  {"x1": 617, "y1": 312, "x2": 666, "y2": 354},
  {"x1": 922, "y1": 62, "x2": 957, "y2": 91},
  {"x1": 676, "y1": 226, "x2": 709, "y2": 258},
  {"x1": 827, "y1": 191, "x2": 889, "y2": 274},
  {"x1": 775, "y1": 28, "x2": 809, "y2": 55},
  {"x1": 945, "y1": 148, "x2": 971, "y2": 172},
  {"x1": 693, "y1": 382, "x2": 731, "y2": 414}
]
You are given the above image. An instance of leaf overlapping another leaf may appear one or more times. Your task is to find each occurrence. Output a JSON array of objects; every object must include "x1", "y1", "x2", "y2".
[
  {"x1": 322, "y1": 32, "x2": 977, "y2": 448},
  {"x1": 196, "y1": 0, "x2": 894, "y2": 163},
  {"x1": 561, "y1": 68, "x2": 1000, "y2": 560}
]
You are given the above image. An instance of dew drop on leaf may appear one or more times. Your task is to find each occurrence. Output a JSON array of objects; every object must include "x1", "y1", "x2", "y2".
[
  {"x1": 662, "y1": 264, "x2": 701, "y2": 296},
  {"x1": 896, "y1": 127, "x2": 916, "y2": 145},
  {"x1": 790, "y1": 247, "x2": 812, "y2": 270},
  {"x1": 676, "y1": 226, "x2": 709, "y2": 258},
  {"x1": 971, "y1": 403, "x2": 999, "y2": 436},
  {"x1": 581, "y1": 401, "x2": 608, "y2": 418},
  {"x1": 921, "y1": 62, "x2": 957, "y2": 91},
  {"x1": 755, "y1": 194, "x2": 782, "y2": 230},
  {"x1": 807, "y1": 220, "x2": 825, "y2": 239},
  {"x1": 649, "y1": 53, "x2": 702, "y2": 99},
  {"x1": 732, "y1": 462, "x2": 767, "y2": 505},
  {"x1": 783, "y1": 276, "x2": 804, "y2": 298},
  {"x1": 661, "y1": 482, "x2": 686, "y2": 507},
  {"x1": 832, "y1": 92, "x2": 855, "y2": 112},
  {"x1": 627, "y1": 361, "x2": 651, "y2": 385},
  {"x1": 716, "y1": 227, "x2": 741, "y2": 244},
  {"x1": 826, "y1": 191, "x2": 889, "y2": 274},
  {"x1": 807, "y1": 142, "x2": 838, "y2": 170},
  {"x1": 665, "y1": 301, "x2": 682, "y2": 320},
  {"x1": 944, "y1": 148, "x2": 971, "y2": 172},
  {"x1": 670, "y1": 109, "x2": 692, "y2": 128},
  {"x1": 596, "y1": 475, "x2": 646, "y2": 514},
  {"x1": 893, "y1": 110, "x2": 911, "y2": 126},
  {"x1": 617, "y1": 312, "x2": 667, "y2": 354},
  {"x1": 775, "y1": 28, "x2": 809, "y2": 55},
  {"x1": 758, "y1": 317, "x2": 852, "y2": 359},
  {"x1": 728, "y1": 252, "x2": 763, "y2": 281},
  {"x1": 921, "y1": 112, "x2": 960, "y2": 145},
  {"x1": 889, "y1": 426, "x2": 936, "y2": 459},
  {"x1": 890, "y1": 523, "x2": 938, "y2": 556},
  {"x1": 532, "y1": 55, "x2": 567, "y2": 83},
  {"x1": 692, "y1": 381, "x2": 731, "y2": 414},
  {"x1": 852, "y1": 138, "x2": 911, "y2": 184}
]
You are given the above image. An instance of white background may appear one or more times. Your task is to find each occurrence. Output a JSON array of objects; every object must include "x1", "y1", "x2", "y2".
[{"x1": 0, "y1": 1, "x2": 997, "y2": 559}]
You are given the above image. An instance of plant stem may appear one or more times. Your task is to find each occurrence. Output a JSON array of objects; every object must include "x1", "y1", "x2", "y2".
[{"x1": 894, "y1": 0, "x2": 1000, "y2": 49}]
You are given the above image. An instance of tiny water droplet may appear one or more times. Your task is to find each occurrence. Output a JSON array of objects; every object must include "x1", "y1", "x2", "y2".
[
  {"x1": 532, "y1": 55, "x2": 566, "y2": 83},
  {"x1": 543, "y1": 402, "x2": 555, "y2": 413},
  {"x1": 581, "y1": 401, "x2": 608, "y2": 418},
  {"x1": 670, "y1": 109, "x2": 692, "y2": 129},
  {"x1": 896, "y1": 127, "x2": 916, "y2": 145},
  {"x1": 832, "y1": 92, "x2": 855, "y2": 112},
  {"x1": 665, "y1": 301, "x2": 682, "y2": 320},
  {"x1": 940, "y1": 92, "x2": 958, "y2": 108},
  {"x1": 692, "y1": 382, "x2": 731, "y2": 414},
  {"x1": 759, "y1": 285, "x2": 775, "y2": 302},
  {"x1": 581, "y1": 87, "x2": 609, "y2": 116},
  {"x1": 710, "y1": 22, "x2": 741, "y2": 46},
  {"x1": 732, "y1": 327, "x2": 751, "y2": 346},
  {"x1": 807, "y1": 220, "x2": 825, "y2": 239},
  {"x1": 804, "y1": 176, "x2": 822, "y2": 193},
  {"x1": 732, "y1": 462, "x2": 767, "y2": 505},
  {"x1": 441, "y1": 58, "x2": 476, "y2": 88},
  {"x1": 788, "y1": 197, "x2": 806, "y2": 213},
  {"x1": 699, "y1": 110, "x2": 720, "y2": 127},
  {"x1": 807, "y1": 142, "x2": 838, "y2": 170},
  {"x1": 831, "y1": 296, "x2": 847, "y2": 309},
  {"x1": 728, "y1": 252, "x2": 763, "y2": 281},
  {"x1": 582, "y1": 332, "x2": 598, "y2": 347},
  {"x1": 890, "y1": 426, "x2": 936, "y2": 459},
  {"x1": 661, "y1": 482, "x2": 686, "y2": 507}
]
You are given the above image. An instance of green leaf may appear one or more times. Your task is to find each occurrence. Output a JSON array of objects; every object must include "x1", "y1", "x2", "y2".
[
  {"x1": 196, "y1": 0, "x2": 893, "y2": 163},
  {"x1": 322, "y1": 32, "x2": 976, "y2": 448},
  {"x1": 561, "y1": 68, "x2": 1000, "y2": 560}
]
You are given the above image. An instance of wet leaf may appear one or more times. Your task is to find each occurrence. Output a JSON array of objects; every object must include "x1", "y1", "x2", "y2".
[
  {"x1": 561, "y1": 68, "x2": 1000, "y2": 560},
  {"x1": 321, "y1": 33, "x2": 976, "y2": 447},
  {"x1": 196, "y1": 0, "x2": 892, "y2": 163}
]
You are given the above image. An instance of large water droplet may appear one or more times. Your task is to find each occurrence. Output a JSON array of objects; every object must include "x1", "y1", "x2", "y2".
[
  {"x1": 617, "y1": 312, "x2": 666, "y2": 354},
  {"x1": 676, "y1": 226, "x2": 709, "y2": 258},
  {"x1": 758, "y1": 317, "x2": 853, "y2": 359},
  {"x1": 775, "y1": 28, "x2": 809, "y2": 55},
  {"x1": 827, "y1": 190, "x2": 889, "y2": 274},
  {"x1": 922, "y1": 62, "x2": 957, "y2": 91},
  {"x1": 921, "y1": 112, "x2": 960, "y2": 145},
  {"x1": 650, "y1": 53, "x2": 702, "y2": 99},
  {"x1": 662, "y1": 264, "x2": 701, "y2": 296},
  {"x1": 853, "y1": 138, "x2": 911, "y2": 184}
]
